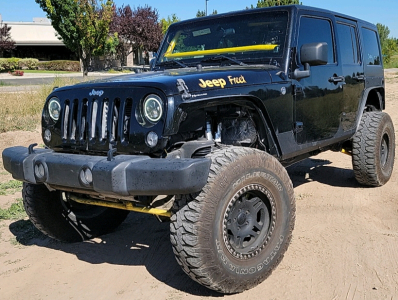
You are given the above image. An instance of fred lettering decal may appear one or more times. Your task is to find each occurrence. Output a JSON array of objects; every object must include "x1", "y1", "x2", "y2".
[{"x1": 198, "y1": 75, "x2": 246, "y2": 89}]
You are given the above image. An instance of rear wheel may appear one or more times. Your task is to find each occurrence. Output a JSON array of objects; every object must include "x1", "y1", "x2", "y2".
[
  {"x1": 23, "y1": 183, "x2": 129, "y2": 242},
  {"x1": 170, "y1": 147, "x2": 295, "y2": 293},
  {"x1": 352, "y1": 111, "x2": 395, "y2": 186}
]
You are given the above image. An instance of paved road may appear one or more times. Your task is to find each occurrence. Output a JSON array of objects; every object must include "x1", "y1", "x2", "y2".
[
  {"x1": 0, "y1": 71, "x2": 122, "y2": 86},
  {"x1": 1, "y1": 77, "x2": 82, "y2": 86}
]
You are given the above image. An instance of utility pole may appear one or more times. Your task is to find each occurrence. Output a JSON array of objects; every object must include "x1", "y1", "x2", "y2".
[{"x1": 206, "y1": 0, "x2": 209, "y2": 16}]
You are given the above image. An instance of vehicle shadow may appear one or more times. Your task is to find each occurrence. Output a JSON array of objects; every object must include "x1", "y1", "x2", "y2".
[
  {"x1": 8, "y1": 213, "x2": 221, "y2": 297},
  {"x1": 287, "y1": 158, "x2": 361, "y2": 188}
]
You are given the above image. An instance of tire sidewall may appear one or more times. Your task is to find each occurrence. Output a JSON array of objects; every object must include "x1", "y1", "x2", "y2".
[
  {"x1": 376, "y1": 114, "x2": 395, "y2": 182},
  {"x1": 202, "y1": 153, "x2": 293, "y2": 285}
]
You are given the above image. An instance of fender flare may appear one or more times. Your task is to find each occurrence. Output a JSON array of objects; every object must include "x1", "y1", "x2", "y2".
[{"x1": 355, "y1": 86, "x2": 384, "y2": 131}]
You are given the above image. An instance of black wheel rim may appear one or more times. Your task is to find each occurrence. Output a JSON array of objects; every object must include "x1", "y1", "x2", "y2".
[
  {"x1": 380, "y1": 133, "x2": 389, "y2": 168},
  {"x1": 223, "y1": 184, "x2": 275, "y2": 259}
]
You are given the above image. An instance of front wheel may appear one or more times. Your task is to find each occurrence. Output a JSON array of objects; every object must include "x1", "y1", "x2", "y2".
[
  {"x1": 352, "y1": 111, "x2": 395, "y2": 186},
  {"x1": 23, "y1": 183, "x2": 129, "y2": 242},
  {"x1": 170, "y1": 147, "x2": 295, "y2": 293}
]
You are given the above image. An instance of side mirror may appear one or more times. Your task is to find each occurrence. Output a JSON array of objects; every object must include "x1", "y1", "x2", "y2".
[
  {"x1": 301, "y1": 42, "x2": 328, "y2": 66},
  {"x1": 293, "y1": 42, "x2": 328, "y2": 79}
]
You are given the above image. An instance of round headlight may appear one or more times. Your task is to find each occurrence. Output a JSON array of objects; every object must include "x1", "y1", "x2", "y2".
[
  {"x1": 143, "y1": 95, "x2": 163, "y2": 123},
  {"x1": 48, "y1": 98, "x2": 61, "y2": 121}
]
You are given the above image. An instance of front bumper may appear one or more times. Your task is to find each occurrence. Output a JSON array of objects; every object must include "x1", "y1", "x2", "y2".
[{"x1": 2, "y1": 146, "x2": 211, "y2": 196}]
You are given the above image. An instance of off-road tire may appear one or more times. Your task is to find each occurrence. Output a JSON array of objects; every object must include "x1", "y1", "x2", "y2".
[
  {"x1": 170, "y1": 147, "x2": 295, "y2": 293},
  {"x1": 352, "y1": 111, "x2": 395, "y2": 186},
  {"x1": 23, "y1": 183, "x2": 130, "y2": 242}
]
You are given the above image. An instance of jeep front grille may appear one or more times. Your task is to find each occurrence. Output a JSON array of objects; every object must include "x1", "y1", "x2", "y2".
[{"x1": 61, "y1": 98, "x2": 133, "y2": 146}]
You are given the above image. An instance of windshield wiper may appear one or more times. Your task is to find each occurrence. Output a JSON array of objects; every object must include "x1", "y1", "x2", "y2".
[
  {"x1": 157, "y1": 60, "x2": 188, "y2": 69},
  {"x1": 201, "y1": 55, "x2": 247, "y2": 66}
]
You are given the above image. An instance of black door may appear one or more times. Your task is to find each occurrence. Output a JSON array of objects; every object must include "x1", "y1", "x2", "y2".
[
  {"x1": 294, "y1": 14, "x2": 344, "y2": 144},
  {"x1": 336, "y1": 19, "x2": 365, "y2": 132}
]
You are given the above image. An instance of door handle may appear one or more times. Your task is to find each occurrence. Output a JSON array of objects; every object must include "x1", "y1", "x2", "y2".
[{"x1": 328, "y1": 75, "x2": 345, "y2": 83}]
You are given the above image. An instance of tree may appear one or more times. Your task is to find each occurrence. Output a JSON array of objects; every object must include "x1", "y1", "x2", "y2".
[
  {"x1": 196, "y1": 10, "x2": 206, "y2": 17},
  {"x1": 376, "y1": 23, "x2": 397, "y2": 64},
  {"x1": 35, "y1": 0, "x2": 117, "y2": 76},
  {"x1": 0, "y1": 21, "x2": 16, "y2": 58},
  {"x1": 160, "y1": 14, "x2": 180, "y2": 35},
  {"x1": 196, "y1": 9, "x2": 218, "y2": 17},
  {"x1": 111, "y1": 5, "x2": 162, "y2": 66},
  {"x1": 110, "y1": 5, "x2": 133, "y2": 66},
  {"x1": 131, "y1": 6, "x2": 162, "y2": 52},
  {"x1": 252, "y1": 0, "x2": 301, "y2": 8},
  {"x1": 377, "y1": 23, "x2": 390, "y2": 49}
]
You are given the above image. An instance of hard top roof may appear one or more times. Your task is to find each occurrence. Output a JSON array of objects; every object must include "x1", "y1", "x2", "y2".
[{"x1": 170, "y1": 5, "x2": 376, "y2": 30}]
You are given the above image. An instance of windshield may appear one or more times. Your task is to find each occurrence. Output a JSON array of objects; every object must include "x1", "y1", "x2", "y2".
[{"x1": 156, "y1": 11, "x2": 289, "y2": 69}]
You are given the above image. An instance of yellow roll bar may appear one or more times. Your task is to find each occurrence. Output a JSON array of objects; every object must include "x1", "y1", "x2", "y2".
[
  {"x1": 69, "y1": 195, "x2": 171, "y2": 218},
  {"x1": 164, "y1": 44, "x2": 278, "y2": 59}
]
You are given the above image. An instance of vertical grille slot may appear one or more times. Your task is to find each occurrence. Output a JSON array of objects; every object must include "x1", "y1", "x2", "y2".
[
  {"x1": 89, "y1": 100, "x2": 99, "y2": 142},
  {"x1": 109, "y1": 99, "x2": 120, "y2": 143},
  {"x1": 69, "y1": 99, "x2": 78, "y2": 142},
  {"x1": 77, "y1": 99, "x2": 88, "y2": 142},
  {"x1": 120, "y1": 98, "x2": 132, "y2": 144},
  {"x1": 100, "y1": 100, "x2": 109, "y2": 142},
  {"x1": 62, "y1": 100, "x2": 70, "y2": 141}
]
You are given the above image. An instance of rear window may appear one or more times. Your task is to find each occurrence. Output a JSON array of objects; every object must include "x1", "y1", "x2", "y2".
[
  {"x1": 337, "y1": 23, "x2": 359, "y2": 65},
  {"x1": 361, "y1": 28, "x2": 381, "y2": 65}
]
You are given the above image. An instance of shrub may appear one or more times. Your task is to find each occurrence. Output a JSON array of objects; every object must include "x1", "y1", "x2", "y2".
[
  {"x1": 37, "y1": 60, "x2": 80, "y2": 72},
  {"x1": 18, "y1": 58, "x2": 39, "y2": 70},
  {"x1": 0, "y1": 58, "x2": 21, "y2": 71}
]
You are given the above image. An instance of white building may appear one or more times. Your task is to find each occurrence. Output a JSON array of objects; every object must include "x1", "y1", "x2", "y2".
[{"x1": 0, "y1": 14, "x2": 76, "y2": 60}]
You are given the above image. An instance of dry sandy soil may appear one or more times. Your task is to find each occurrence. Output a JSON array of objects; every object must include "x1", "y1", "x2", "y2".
[{"x1": 0, "y1": 72, "x2": 398, "y2": 300}]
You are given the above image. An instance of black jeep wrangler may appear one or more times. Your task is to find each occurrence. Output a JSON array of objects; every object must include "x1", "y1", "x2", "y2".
[{"x1": 2, "y1": 5, "x2": 395, "y2": 293}]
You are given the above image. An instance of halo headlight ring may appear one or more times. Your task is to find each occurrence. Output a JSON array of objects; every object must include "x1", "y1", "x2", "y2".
[
  {"x1": 143, "y1": 94, "x2": 163, "y2": 124},
  {"x1": 48, "y1": 97, "x2": 61, "y2": 121}
]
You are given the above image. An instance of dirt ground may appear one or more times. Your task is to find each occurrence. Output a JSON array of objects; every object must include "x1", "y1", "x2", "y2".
[{"x1": 1, "y1": 72, "x2": 398, "y2": 300}]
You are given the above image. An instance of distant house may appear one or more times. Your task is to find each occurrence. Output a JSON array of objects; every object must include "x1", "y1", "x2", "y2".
[{"x1": 0, "y1": 15, "x2": 76, "y2": 61}]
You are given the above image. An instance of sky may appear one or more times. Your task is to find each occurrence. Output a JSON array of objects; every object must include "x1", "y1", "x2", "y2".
[{"x1": 1, "y1": 0, "x2": 398, "y2": 38}]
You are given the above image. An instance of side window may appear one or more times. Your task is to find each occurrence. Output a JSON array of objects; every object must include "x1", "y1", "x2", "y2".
[
  {"x1": 361, "y1": 28, "x2": 381, "y2": 65},
  {"x1": 337, "y1": 23, "x2": 359, "y2": 64},
  {"x1": 298, "y1": 16, "x2": 335, "y2": 64}
]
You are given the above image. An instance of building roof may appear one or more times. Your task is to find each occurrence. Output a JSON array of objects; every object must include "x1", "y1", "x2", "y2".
[{"x1": 6, "y1": 20, "x2": 64, "y2": 46}]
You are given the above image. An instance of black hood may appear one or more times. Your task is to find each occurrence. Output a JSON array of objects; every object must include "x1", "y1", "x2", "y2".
[{"x1": 56, "y1": 66, "x2": 282, "y2": 97}]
